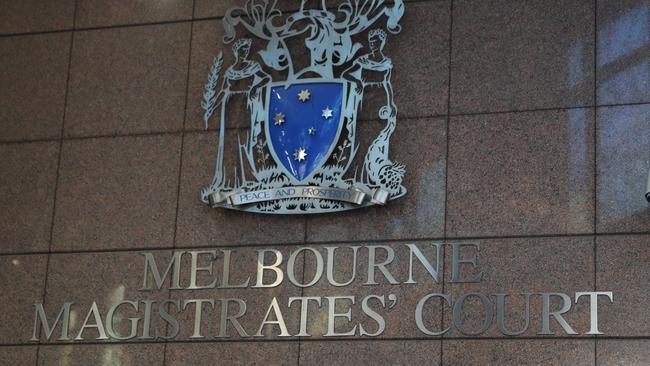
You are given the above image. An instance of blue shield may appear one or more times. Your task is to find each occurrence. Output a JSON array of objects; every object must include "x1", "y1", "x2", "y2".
[{"x1": 265, "y1": 80, "x2": 345, "y2": 182}]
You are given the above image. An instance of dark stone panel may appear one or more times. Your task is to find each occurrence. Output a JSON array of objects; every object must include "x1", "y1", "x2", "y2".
[
  {"x1": 52, "y1": 135, "x2": 181, "y2": 251},
  {"x1": 443, "y1": 237, "x2": 594, "y2": 337},
  {"x1": 76, "y1": 0, "x2": 193, "y2": 28},
  {"x1": 447, "y1": 109, "x2": 595, "y2": 238},
  {"x1": 443, "y1": 339, "x2": 594, "y2": 366},
  {"x1": 306, "y1": 117, "x2": 446, "y2": 242},
  {"x1": 42, "y1": 251, "x2": 172, "y2": 343},
  {"x1": 596, "y1": 235, "x2": 650, "y2": 337},
  {"x1": 64, "y1": 24, "x2": 190, "y2": 137},
  {"x1": 597, "y1": 0, "x2": 650, "y2": 105},
  {"x1": 0, "y1": 142, "x2": 59, "y2": 254},
  {"x1": 0, "y1": 346, "x2": 37, "y2": 365},
  {"x1": 0, "y1": 0, "x2": 75, "y2": 35},
  {"x1": 596, "y1": 105, "x2": 650, "y2": 233},
  {"x1": 193, "y1": 0, "x2": 305, "y2": 19},
  {"x1": 0, "y1": 255, "x2": 47, "y2": 344},
  {"x1": 597, "y1": 340, "x2": 650, "y2": 366},
  {"x1": 0, "y1": 33, "x2": 70, "y2": 142},
  {"x1": 300, "y1": 340, "x2": 441, "y2": 365},
  {"x1": 166, "y1": 342, "x2": 298, "y2": 366},
  {"x1": 37, "y1": 344, "x2": 165, "y2": 365},
  {"x1": 450, "y1": 0, "x2": 595, "y2": 114},
  {"x1": 176, "y1": 131, "x2": 306, "y2": 247}
]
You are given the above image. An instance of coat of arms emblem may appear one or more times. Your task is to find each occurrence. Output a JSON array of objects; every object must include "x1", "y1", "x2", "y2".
[{"x1": 201, "y1": 0, "x2": 406, "y2": 214}]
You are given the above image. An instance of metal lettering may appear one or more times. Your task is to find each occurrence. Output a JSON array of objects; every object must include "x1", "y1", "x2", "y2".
[
  {"x1": 256, "y1": 297, "x2": 290, "y2": 337},
  {"x1": 452, "y1": 292, "x2": 493, "y2": 336},
  {"x1": 288, "y1": 297, "x2": 322, "y2": 337},
  {"x1": 539, "y1": 293, "x2": 577, "y2": 335},
  {"x1": 182, "y1": 299, "x2": 215, "y2": 339},
  {"x1": 188, "y1": 250, "x2": 219, "y2": 290},
  {"x1": 31, "y1": 302, "x2": 72, "y2": 341},
  {"x1": 326, "y1": 246, "x2": 360, "y2": 287},
  {"x1": 405, "y1": 243, "x2": 443, "y2": 284},
  {"x1": 140, "y1": 251, "x2": 183, "y2": 290},
  {"x1": 450, "y1": 242, "x2": 484, "y2": 283},
  {"x1": 217, "y1": 298, "x2": 248, "y2": 338},
  {"x1": 415, "y1": 293, "x2": 451, "y2": 336},
  {"x1": 496, "y1": 293, "x2": 531, "y2": 336},
  {"x1": 106, "y1": 300, "x2": 140, "y2": 340},
  {"x1": 75, "y1": 302, "x2": 109, "y2": 340},
  {"x1": 288, "y1": 247, "x2": 323, "y2": 287},
  {"x1": 324, "y1": 296, "x2": 357, "y2": 337},
  {"x1": 365, "y1": 246, "x2": 398, "y2": 285},
  {"x1": 253, "y1": 249, "x2": 284, "y2": 288},
  {"x1": 575, "y1": 291, "x2": 613, "y2": 335}
]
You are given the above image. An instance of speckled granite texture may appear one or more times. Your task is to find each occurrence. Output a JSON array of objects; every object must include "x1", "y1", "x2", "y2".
[{"x1": 0, "y1": 0, "x2": 649, "y2": 365}]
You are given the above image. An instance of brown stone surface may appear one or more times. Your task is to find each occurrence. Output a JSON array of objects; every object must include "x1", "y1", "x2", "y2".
[
  {"x1": 52, "y1": 135, "x2": 181, "y2": 251},
  {"x1": 169, "y1": 246, "x2": 304, "y2": 339},
  {"x1": 76, "y1": 0, "x2": 193, "y2": 28},
  {"x1": 302, "y1": 242, "x2": 443, "y2": 338},
  {"x1": 43, "y1": 251, "x2": 172, "y2": 342},
  {"x1": 447, "y1": 109, "x2": 595, "y2": 238},
  {"x1": 176, "y1": 131, "x2": 306, "y2": 247},
  {"x1": 596, "y1": 235, "x2": 649, "y2": 336},
  {"x1": 0, "y1": 346, "x2": 37, "y2": 365},
  {"x1": 64, "y1": 24, "x2": 190, "y2": 137},
  {"x1": 450, "y1": 0, "x2": 595, "y2": 114},
  {"x1": 0, "y1": 142, "x2": 59, "y2": 254},
  {"x1": 0, "y1": 33, "x2": 70, "y2": 142},
  {"x1": 597, "y1": 340, "x2": 650, "y2": 365},
  {"x1": 596, "y1": 105, "x2": 650, "y2": 233},
  {"x1": 597, "y1": 0, "x2": 650, "y2": 105},
  {"x1": 306, "y1": 117, "x2": 446, "y2": 242},
  {"x1": 166, "y1": 342, "x2": 298, "y2": 365},
  {"x1": 193, "y1": 0, "x2": 339, "y2": 19},
  {"x1": 300, "y1": 340, "x2": 441, "y2": 365},
  {"x1": 0, "y1": 0, "x2": 75, "y2": 35},
  {"x1": 0, "y1": 255, "x2": 47, "y2": 343},
  {"x1": 443, "y1": 237, "x2": 594, "y2": 337},
  {"x1": 357, "y1": 1, "x2": 450, "y2": 120},
  {"x1": 443, "y1": 339, "x2": 594, "y2": 366},
  {"x1": 37, "y1": 344, "x2": 165, "y2": 365}
]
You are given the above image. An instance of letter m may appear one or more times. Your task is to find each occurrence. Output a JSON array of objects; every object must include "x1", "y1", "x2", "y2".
[
  {"x1": 140, "y1": 251, "x2": 184, "y2": 290},
  {"x1": 31, "y1": 303, "x2": 73, "y2": 341}
]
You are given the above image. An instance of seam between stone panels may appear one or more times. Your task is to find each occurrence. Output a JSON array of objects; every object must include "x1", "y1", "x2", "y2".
[
  {"x1": 0, "y1": 19, "x2": 199, "y2": 39},
  {"x1": 35, "y1": 0, "x2": 78, "y2": 363},
  {"x1": 297, "y1": 218, "x2": 307, "y2": 366},
  {"x1": 441, "y1": 0, "x2": 454, "y2": 364},
  {"x1": 172, "y1": 17, "x2": 195, "y2": 250},
  {"x1": 3, "y1": 336, "x2": 637, "y2": 348},
  {"x1": 593, "y1": 0, "x2": 599, "y2": 361},
  {"x1": 4, "y1": 102, "x2": 650, "y2": 146},
  {"x1": 5, "y1": 231, "x2": 650, "y2": 258},
  {"x1": 164, "y1": 5, "x2": 196, "y2": 365}
]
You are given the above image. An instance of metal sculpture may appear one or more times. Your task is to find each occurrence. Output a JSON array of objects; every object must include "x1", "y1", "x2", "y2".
[{"x1": 201, "y1": 0, "x2": 406, "y2": 214}]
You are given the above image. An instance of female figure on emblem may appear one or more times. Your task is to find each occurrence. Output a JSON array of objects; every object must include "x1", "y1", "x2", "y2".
[
  {"x1": 342, "y1": 28, "x2": 397, "y2": 120},
  {"x1": 207, "y1": 38, "x2": 271, "y2": 196},
  {"x1": 342, "y1": 29, "x2": 405, "y2": 196}
]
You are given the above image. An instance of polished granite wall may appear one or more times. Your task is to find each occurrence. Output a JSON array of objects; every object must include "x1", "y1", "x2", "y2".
[{"x1": 0, "y1": 0, "x2": 649, "y2": 365}]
